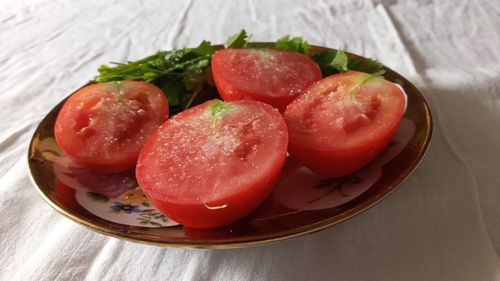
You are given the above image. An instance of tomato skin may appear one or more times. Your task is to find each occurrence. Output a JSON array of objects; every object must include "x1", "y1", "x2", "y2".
[
  {"x1": 55, "y1": 81, "x2": 168, "y2": 173},
  {"x1": 136, "y1": 100, "x2": 288, "y2": 228},
  {"x1": 211, "y1": 48, "x2": 322, "y2": 112},
  {"x1": 146, "y1": 173, "x2": 280, "y2": 228},
  {"x1": 288, "y1": 129, "x2": 398, "y2": 177},
  {"x1": 284, "y1": 71, "x2": 405, "y2": 177}
]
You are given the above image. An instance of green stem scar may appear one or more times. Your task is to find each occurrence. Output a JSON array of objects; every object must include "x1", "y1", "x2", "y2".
[
  {"x1": 207, "y1": 99, "x2": 237, "y2": 139},
  {"x1": 111, "y1": 81, "x2": 124, "y2": 103},
  {"x1": 208, "y1": 99, "x2": 235, "y2": 120},
  {"x1": 348, "y1": 74, "x2": 380, "y2": 100}
]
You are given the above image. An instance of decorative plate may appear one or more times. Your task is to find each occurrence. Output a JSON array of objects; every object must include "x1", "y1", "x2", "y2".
[{"x1": 28, "y1": 45, "x2": 432, "y2": 249}]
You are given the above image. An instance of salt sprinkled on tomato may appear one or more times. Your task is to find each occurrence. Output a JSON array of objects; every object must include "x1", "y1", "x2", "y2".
[
  {"x1": 284, "y1": 71, "x2": 406, "y2": 177},
  {"x1": 211, "y1": 48, "x2": 322, "y2": 112},
  {"x1": 136, "y1": 99, "x2": 288, "y2": 228},
  {"x1": 54, "y1": 81, "x2": 168, "y2": 173}
]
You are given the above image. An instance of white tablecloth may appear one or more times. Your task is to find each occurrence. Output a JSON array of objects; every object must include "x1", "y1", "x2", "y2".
[{"x1": 1, "y1": 0, "x2": 499, "y2": 280}]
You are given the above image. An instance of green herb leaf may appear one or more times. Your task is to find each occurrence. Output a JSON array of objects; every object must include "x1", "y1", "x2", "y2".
[
  {"x1": 275, "y1": 35, "x2": 310, "y2": 55},
  {"x1": 159, "y1": 78, "x2": 187, "y2": 107},
  {"x1": 224, "y1": 29, "x2": 250, "y2": 48},
  {"x1": 192, "y1": 40, "x2": 215, "y2": 56},
  {"x1": 182, "y1": 59, "x2": 210, "y2": 92},
  {"x1": 331, "y1": 49, "x2": 349, "y2": 72},
  {"x1": 348, "y1": 58, "x2": 385, "y2": 76},
  {"x1": 181, "y1": 59, "x2": 210, "y2": 109},
  {"x1": 311, "y1": 49, "x2": 348, "y2": 75},
  {"x1": 311, "y1": 48, "x2": 384, "y2": 77},
  {"x1": 312, "y1": 49, "x2": 341, "y2": 76}
]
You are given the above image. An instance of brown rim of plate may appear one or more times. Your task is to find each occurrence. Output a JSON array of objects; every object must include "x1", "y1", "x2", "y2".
[{"x1": 27, "y1": 44, "x2": 433, "y2": 249}]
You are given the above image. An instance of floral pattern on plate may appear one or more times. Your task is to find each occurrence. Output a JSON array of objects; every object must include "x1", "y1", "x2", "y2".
[
  {"x1": 75, "y1": 187, "x2": 178, "y2": 227},
  {"x1": 53, "y1": 156, "x2": 179, "y2": 228}
]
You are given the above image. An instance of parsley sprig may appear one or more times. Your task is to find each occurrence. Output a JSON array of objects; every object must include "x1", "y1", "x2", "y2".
[
  {"x1": 272, "y1": 34, "x2": 385, "y2": 77},
  {"x1": 96, "y1": 41, "x2": 215, "y2": 113},
  {"x1": 95, "y1": 30, "x2": 385, "y2": 113}
]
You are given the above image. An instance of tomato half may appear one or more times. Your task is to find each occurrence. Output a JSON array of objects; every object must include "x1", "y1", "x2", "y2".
[
  {"x1": 55, "y1": 81, "x2": 168, "y2": 173},
  {"x1": 211, "y1": 48, "x2": 322, "y2": 112},
  {"x1": 284, "y1": 71, "x2": 406, "y2": 177},
  {"x1": 136, "y1": 99, "x2": 288, "y2": 228}
]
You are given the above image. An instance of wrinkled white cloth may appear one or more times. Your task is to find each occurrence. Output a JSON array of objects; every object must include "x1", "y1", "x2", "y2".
[{"x1": 1, "y1": 0, "x2": 499, "y2": 280}]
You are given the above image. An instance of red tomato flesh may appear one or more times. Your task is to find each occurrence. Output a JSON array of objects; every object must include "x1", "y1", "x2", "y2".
[
  {"x1": 284, "y1": 71, "x2": 406, "y2": 177},
  {"x1": 211, "y1": 48, "x2": 322, "y2": 112},
  {"x1": 136, "y1": 99, "x2": 288, "y2": 228},
  {"x1": 55, "y1": 81, "x2": 168, "y2": 173}
]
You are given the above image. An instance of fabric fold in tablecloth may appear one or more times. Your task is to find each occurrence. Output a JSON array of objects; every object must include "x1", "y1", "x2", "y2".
[{"x1": 1, "y1": 0, "x2": 499, "y2": 280}]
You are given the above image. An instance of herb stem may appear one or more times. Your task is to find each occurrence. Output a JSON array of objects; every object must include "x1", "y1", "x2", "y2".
[{"x1": 184, "y1": 89, "x2": 200, "y2": 110}]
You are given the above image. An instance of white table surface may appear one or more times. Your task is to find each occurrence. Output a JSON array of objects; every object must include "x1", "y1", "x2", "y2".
[{"x1": 1, "y1": 0, "x2": 499, "y2": 280}]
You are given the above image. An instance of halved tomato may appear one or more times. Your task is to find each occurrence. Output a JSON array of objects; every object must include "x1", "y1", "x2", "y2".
[
  {"x1": 284, "y1": 71, "x2": 406, "y2": 177},
  {"x1": 55, "y1": 81, "x2": 168, "y2": 173},
  {"x1": 211, "y1": 48, "x2": 322, "y2": 112},
  {"x1": 136, "y1": 99, "x2": 288, "y2": 228}
]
